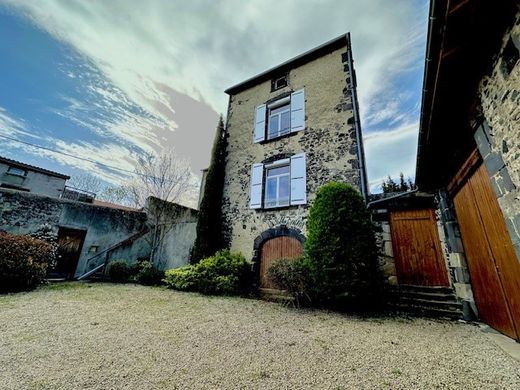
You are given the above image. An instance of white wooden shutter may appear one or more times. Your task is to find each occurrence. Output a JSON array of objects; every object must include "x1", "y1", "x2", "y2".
[
  {"x1": 290, "y1": 153, "x2": 306, "y2": 205},
  {"x1": 290, "y1": 89, "x2": 305, "y2": 133},
  {"x1": 253, "y1": 104, "x2": 266, "y2": 143},
  {"x1": 249, "y1": 163, "x2": 264, "y2": 209}
]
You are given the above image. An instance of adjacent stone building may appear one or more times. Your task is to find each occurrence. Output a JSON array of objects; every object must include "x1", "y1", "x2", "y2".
[
  {"x1": 0, "y1": 155, "x2": 69, "y2": 198},
  {"x1": 414, "y1": 1, "x2": 520, "y2": 340},
  {"x1": 221, "y1": 34, "x2": 368, "y2": 289}
]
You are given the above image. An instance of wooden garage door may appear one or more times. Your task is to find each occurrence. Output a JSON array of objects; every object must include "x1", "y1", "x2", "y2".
[
  {"x1": 453, "y1": 163, "x2": 520, "y2": 340},
  {"x1": 259, "y1": 236, "x2": 303, "y2": 289},
  {"x1": 390, "y1": 209, "x2": 450, "y2": 287}
]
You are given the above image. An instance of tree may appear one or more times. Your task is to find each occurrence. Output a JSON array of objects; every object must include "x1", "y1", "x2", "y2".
[
  {"x1": 382, "y1": 173, "x2": 416, "y2": 193},
  {"x1": 191, "y1": 115, "x2": 227, "y2": 263},
  {"x1": 304, "y1": 182, "x2": 381, "y2": 308},
  {"x1": 125, "y1": 149, "x2": 197, "y2": 266},
  {"x1": 68, "y1": 173, "x2": 104, "y2": 194}
]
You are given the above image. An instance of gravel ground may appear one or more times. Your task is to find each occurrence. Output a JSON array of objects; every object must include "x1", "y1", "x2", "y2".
[{"x1": 0, "y1": 283, "x2": 519, "y2": 390}]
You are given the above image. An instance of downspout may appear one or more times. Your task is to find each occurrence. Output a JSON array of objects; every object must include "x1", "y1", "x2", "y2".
[{"x1": 345, "y1": 33, "x2": 368, "y2": 201}]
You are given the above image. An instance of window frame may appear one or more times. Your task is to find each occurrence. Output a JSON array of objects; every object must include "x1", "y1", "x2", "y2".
[
  {"x1": 266, "y1": 96, "x2": 291, "y2": 141},
  {"x1": 263, "y1": 158, "x2": 291, "y2": 209},
  {"x1": 271, "y1": 74, "x2": 288, "y2": 92},
  {"x1": 6, "y1": 166, "x2": 28, "y2": 177}
]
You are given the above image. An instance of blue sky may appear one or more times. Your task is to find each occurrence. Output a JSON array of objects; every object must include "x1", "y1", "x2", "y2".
[{"x1": 0, "y1": 0, "x2": 429, "y2": 201}]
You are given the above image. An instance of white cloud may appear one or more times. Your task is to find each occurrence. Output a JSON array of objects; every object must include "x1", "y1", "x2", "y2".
[{"x1": 1, "y1": 0, "x2": 428, "y2": 194}]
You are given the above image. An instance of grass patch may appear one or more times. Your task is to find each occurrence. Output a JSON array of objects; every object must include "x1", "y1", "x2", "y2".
[{"x1": 42, "y1": 282, "x2": 91, "y2": 291}]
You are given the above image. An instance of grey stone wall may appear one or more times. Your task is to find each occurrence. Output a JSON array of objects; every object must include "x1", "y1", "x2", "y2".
[
  {"x1": 0, "y1": 189, "x2": 197, "y2": 276},
  {"x1": 477, "y1": 11, "x2": 520, "y2": 260},
  {"x1": 372, "y1": 215, "x2": 397, "y2": 286},
  {"x1": 436, "y1": 191, "x2": 477, "y2": 319},
  {"x1": 222, "y1": 45, "x2": 362, "y2": 258}
]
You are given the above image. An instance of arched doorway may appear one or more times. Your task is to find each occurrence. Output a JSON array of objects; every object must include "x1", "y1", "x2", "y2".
[{"x1": 259, "y1": 235, "x2": 303, "y2": 289}]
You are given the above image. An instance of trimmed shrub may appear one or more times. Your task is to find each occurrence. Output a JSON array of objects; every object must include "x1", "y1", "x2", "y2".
[
  {"x1": 267, "y1": 257, "x2": 311, "y2": 307},
  {"x1": 135, "y1": 262, "x2": 164, "y2": 286},
  {"x1": 164, "y1": 266, "x2": 198, "y2": 291},
  {"x1": 0, "y1": 231, "x2": 52, "y2": 293},
  {"x1": 164, "y1": 250, "x2": 252, "y2": 295},
  {"x1": 106, "y1": 260, "x2": 130, "y2": 283},
  {"x1": 305, "y1": 182, "x2": 381, "y2": 308}
]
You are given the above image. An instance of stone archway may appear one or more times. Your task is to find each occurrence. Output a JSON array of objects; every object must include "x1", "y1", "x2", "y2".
[{"x1": 252, "y1": 226, "x2": 305, "y2": 290}]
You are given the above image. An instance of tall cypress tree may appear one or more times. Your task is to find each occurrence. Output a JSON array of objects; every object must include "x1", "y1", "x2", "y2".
[{"x1": 191, "y1": 115, "x2": 227, "y2": 263}]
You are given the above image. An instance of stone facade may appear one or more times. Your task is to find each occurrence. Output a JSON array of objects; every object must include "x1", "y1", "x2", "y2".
[
  {"x1": 222, "y1": 39, "x2": 365, "y2": 259},
  {"x1": 476, "y1": 11, "x2": 520, "y2": 260},
  {"x1": 0, "y1": 188, "x2": 197, "y2": 275}
]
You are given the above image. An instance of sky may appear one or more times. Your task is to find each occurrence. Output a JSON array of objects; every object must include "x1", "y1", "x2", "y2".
[{"x1": 0, "y1": 0, "x2": 429, "y2": 202}]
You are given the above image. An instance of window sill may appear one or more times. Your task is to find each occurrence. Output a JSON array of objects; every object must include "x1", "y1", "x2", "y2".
[
  {"x1": 259, "y1": 130, "x2": 300, "y2": 144},
  {"x1": 256, "y1": 204, "x2": 301, "y2": 212}
]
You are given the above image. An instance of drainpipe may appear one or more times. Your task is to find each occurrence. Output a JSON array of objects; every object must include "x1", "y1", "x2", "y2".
[{"x1": 345, "y1": 33, "x2": 368, "y2": 201}]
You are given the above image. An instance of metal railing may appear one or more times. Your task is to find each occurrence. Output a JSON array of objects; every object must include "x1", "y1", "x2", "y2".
[{"x1": 61, "y1": 185, "x2": 96, "y2": 203}]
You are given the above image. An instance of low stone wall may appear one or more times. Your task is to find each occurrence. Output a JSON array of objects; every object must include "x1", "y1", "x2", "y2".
[{"x1": 0, "y1": 189, "x2": 198, "y2": 276}]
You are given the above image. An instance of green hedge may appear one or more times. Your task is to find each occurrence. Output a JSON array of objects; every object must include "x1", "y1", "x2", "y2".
[
  {"x1": 304, "y1": 182, "x2": 381, "y2": 308},
  {"x1": 164, "y1": 250, "x2": 251, "y2": 295},
  {"x1": 0, "y1": 231, "x2": 52, "y2": 293}
]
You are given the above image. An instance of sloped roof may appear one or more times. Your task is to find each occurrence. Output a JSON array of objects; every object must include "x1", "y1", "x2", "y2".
[{"x1": 0, "y1": 156, "x2": 70, "y2": 179}]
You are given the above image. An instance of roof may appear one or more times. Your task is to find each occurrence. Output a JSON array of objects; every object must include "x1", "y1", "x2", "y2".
[
  {"x1": 93, "y1": 199, "x2": 140, "y2": 212},
  {"x1": 225, "y1": 33, "x2": 350, "y2": 95},
  {"x1": 415, "y1": 0, "x2": 518, "y2": 190},
  {"x1": 0, "y1": 156, "x2": 70, "y2": 179}
]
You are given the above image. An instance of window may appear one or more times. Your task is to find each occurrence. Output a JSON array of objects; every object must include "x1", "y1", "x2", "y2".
[
  {"x1": 253, "y1": 89, "x2": 305, "y2": 143},
  {"x1": 6, "y1": 166, "x2": 27, "y2": 177},
  {"x1": 271, "y1": 74, "x2": 288, "y2": 91},
  {"x1": 249, "y1": 153, "x2": 307, "y2": 209},
  {"x1": 268, "y1": 101, "x2": 291, "y2": 140},
  {"x1": 264, "y1": 162, "x2": 290, "y2": 208}
]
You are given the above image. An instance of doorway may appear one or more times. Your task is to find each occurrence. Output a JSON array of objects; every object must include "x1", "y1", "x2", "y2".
[{"x1": 52, "y1": 227, "x2": 87, "y2": 280}]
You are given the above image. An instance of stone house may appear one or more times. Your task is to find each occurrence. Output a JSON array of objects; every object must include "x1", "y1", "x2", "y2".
[
  {"x1": 371, "y1": 1, "x2": 520, "y2": 341},
  {"x1": 0, "y1": 155, "x2": 69, "y2": 198},
  {"x1": 221, "y1": 34, "x2": 368, "y2": 290}
]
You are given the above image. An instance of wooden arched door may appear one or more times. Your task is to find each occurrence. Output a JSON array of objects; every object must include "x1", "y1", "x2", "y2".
[{"x1": 259, "y1": 236, "x2": 303, "y2": 289}]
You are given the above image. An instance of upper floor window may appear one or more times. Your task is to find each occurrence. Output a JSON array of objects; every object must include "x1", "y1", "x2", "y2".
[
  {"x1": 253, "y1": 89, "x2": 305, "y2": 143},
  {"x1": 249, "y1": 153, "x2": 307, "y2": 209},
  {"x1": 271, "y1": 74, "x2": 288, "y2": 91},
  {"x1": 265, "y1": 161, "x2": 290, "y2": 208},
  {"x1": 6, "y1": 166, "x2": 27, "y2": 177},
  {"x1": 268, "y1": 99, "x2": 291, "y2": 140}
]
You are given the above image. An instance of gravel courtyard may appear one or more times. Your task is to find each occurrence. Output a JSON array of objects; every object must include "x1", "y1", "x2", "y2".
[{"x1": 1, "y1": 283, "x2": 519, "y2": 389}]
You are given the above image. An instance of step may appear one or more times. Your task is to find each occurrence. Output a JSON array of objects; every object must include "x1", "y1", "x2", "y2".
[
  {"x1": 393, "y1": 284, "x2": 456, "y2": 295},
  {"x1": 390, "y1": 302, "x2": 463, "y2": 320},
  {"x1": 396, "y1": 296, "x2": 462, "y2": 311},
  {"x1": 387, "y1": 290, "x2": 458, "y2": 302}
]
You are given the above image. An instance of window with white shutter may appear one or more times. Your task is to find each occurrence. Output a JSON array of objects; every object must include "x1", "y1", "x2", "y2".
[
  {"x1": 249, "y1": 154, "x2": 307, "y2": 210},
  {"x1": 249, "y1": 163, "x2": 264, "y2": 209},
  {"x1": 252, "y1": 88, "x2": 305, "y2": 143},
  {"x1": 290, "y1": 153, "x2": 307, "y2": 205}
]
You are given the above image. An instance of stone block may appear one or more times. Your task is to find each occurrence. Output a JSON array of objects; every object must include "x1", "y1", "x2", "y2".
[
  {"x1": 449, "y1": 252, "x2": 464, "y2": 268},
  {"x1": 484, "y1": 152, "x2": 506, "y2": 176},
  {"x1": 496, "y1": 167, "x2": 516, "y2": 194},
  {"x1": 454, "y1": 267, "x2": 471, "y2": 284},
  {"x1": 384, "y1": 240, "x2": 393, "y2": 257},
  {"x1": 454, "y1": 282, "x2": 475, "y2": 301},
  {"x1": 387, "y1": 275, "x2": 398, "y2": 286},
  {"x1": 474, "y1": 125, "x2": 491, "y2": 158}
]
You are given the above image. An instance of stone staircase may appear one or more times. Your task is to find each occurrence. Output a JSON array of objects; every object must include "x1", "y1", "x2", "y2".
[{"x1": 386, "y1": 284, "x2": 464, "y2": 320}]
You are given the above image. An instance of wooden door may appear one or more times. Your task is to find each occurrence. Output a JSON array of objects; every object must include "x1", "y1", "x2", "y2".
[
  {"x1": 453, "y1": 163, "x2": 520, "y2": 340},
  {"x1": 54, "y1": 228, "x2": 86, "y2": 279},
  {"x1": 390, "y1": 209, "x2": 450, "y2": 286},
  {"x1": 259, "y1": 236, "x2": 302, "y2": 289}
]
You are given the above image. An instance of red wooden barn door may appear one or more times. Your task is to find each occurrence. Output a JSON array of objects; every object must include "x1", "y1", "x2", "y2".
[{"x1": 390, "y1": 209, "x2": 450, "y2": 287}]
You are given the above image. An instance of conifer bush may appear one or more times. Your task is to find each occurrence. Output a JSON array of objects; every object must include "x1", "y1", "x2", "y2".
[{"x1": 305, "y1": 182, "x2": 381, "y2": 308}]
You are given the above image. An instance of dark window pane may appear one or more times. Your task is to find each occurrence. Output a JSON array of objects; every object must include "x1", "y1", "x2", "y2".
[
  {"x1": 265, "y1": 178, "x2": 277, "y2": 202},
  {"x1": 279, "y1": 175, "x2": 290, "y2": 201},
  {"x1": 267, "y1": 165, "x2": 289, "y2": 177},
  {"x1": 281, "y1": 111, "x2": 290, "y2": 133}
]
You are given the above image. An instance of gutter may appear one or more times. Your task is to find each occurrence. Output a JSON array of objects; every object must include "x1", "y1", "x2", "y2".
[
  {"x1": 366, "y1": 189, "x2": 419, "y2": 209},
  {"x1": 345, "y1": 33, "x2": 368, "y2": 201}
]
